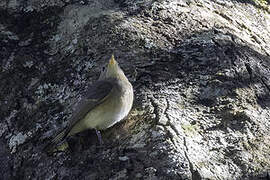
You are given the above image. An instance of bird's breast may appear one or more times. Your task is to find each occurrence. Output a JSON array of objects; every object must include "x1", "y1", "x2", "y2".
[{"x1": 83, "y1": 83, "x2": 133, "y2": 130}]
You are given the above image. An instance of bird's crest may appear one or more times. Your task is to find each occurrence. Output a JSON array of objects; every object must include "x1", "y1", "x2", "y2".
[{"x1": 109, "y1": 54, "x2": 116, "y2": 65}]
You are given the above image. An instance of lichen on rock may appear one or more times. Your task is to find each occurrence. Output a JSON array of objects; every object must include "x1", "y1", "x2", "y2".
[{"x1": 0, "y1": 0, "x2": 270, "y2": 179}]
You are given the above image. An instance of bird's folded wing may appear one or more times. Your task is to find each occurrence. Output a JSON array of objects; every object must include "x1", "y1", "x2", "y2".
[
  {"x1": 44, "y1": 80, "x2": 114, "y2": 152},
  {"x1": 67, "y1": 80, "x2": 114, "y2": 128}
]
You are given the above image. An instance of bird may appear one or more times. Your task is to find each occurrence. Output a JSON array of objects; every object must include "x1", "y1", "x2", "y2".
[{"x1": 45, "y1": 54, "x2": 134, "y2": 152}]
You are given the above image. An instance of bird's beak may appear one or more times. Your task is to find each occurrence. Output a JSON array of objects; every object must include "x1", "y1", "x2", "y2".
[{"x1": 109, "y1": 54, "x2": 116, "y2": 66}]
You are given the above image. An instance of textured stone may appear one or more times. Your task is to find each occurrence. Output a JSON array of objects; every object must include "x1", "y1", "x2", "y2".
[{"x1": 0, "y1": 0, "x2": 269, "y2": 179}]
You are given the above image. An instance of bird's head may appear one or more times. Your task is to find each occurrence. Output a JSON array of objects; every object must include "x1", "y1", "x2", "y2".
[{"x1": 99, "y1": 55, "x2": 127, "y2": 81}]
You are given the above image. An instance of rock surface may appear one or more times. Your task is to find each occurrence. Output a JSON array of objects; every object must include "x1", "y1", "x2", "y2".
[{"x1": 0, "y1": 0, "x2": 270, "y2": 179}]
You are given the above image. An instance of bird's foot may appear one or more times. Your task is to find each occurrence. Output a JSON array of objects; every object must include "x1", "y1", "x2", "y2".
[{"x1": 95, "y1": 129, "x2": 104, "y2": 146}]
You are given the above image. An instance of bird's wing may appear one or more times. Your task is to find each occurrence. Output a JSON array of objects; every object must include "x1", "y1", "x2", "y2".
[
  {"x1": 44, "y1": 80, "x2": 114, "y2": 152},
  {"x1": 67, "y1": 80, "x2": 114, "y2": 128}
]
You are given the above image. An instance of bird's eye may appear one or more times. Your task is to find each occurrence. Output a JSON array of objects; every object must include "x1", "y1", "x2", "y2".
[{"x1": 102, "y1": 66, "x2": 106, "y2": 71}]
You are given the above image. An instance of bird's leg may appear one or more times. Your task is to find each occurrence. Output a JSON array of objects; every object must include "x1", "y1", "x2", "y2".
[{"x1": 95, "y1": 129, "x2": 104, "y2": 145}]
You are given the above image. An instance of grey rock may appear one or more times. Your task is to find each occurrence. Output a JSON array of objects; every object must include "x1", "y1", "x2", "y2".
[
  {"x1": 0, "y1": 0, "x2": 270, "y2": 179},
  {"x1": 0, "y1": 123, "x2": 8, "y2": 137},
  {"x1": 9, "y1": 132, "x2": 27, "y2": 153},
  {"x1": 119, "y1": 156, "x2": 129, "y2": 161}
]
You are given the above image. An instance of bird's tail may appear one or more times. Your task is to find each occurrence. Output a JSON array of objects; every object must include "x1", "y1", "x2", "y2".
[{"x1": 44, "y1": 128, "x2": 69, "y2": 153}]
